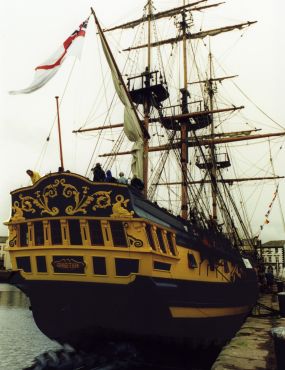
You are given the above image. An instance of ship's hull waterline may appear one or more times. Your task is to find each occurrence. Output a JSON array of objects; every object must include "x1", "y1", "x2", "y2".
[{"x1": 11, "y1": 273, "x2": 257, "y2": 349}]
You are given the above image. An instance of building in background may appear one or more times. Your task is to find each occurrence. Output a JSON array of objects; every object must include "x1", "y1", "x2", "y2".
[
  {"x1": 257, "y1": 240, "x2": 285, "y2": 277},
  {"x1": 0, "y1": 236, "x2": 10, "y2": 269}
]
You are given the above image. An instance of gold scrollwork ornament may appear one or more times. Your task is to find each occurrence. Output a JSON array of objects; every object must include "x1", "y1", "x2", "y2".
[
  {"x1": 8, "y1": 225, "x2": 17, "y2": 247},
  {"x1": 127, "y1": 234, "x2": 143, "y2": 247},
  {"x1": 63, "y1": 183, "x2": 94, "y2": 215},
  {"x1": 91, "y1": 191, "x2": 112, "y2": 211}
]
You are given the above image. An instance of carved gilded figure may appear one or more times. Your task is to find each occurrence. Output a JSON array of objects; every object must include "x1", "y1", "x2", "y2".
[
  {"x1": 111, "y1": 194, "x2": 134, "y2": 218},
  {"x1": 11, "y1": 201, "x2": 25, "y2": 221}
]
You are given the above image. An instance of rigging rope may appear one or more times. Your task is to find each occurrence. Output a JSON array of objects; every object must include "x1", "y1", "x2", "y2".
[{"x1": 214, "y1": 56, "x2": 285, "y2": 131}]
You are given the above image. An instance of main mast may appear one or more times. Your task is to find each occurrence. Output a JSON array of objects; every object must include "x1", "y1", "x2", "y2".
[
  {"x1": 143, "y1": 0, "x2": 152, "y2": 197},
  {"x1": 180, "y1": 1, "x2": 190, "y2": 219},
  {"x1": 208, "y1": 50, "x2": 218, "y2": 221}
]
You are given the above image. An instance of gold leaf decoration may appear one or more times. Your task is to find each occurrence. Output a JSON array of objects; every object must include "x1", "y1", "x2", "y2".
[
  {"x1": 34, "y1": 184, "x2": 59, "y2": 216},
  {"x1": 63, "y1": 182, "x2": 95, "y2": 215},
  {"x1": 111, "y1": 194, "x2": 134, "y2": 218},
  {"x1": 8, "y1": 225, "x2": 17, "y2": 247},
  {"x1": 11, "y1": 201, "x2": 25, "y2": 221},
  {"x1": 127, "y1": 234, "x2": 143, "y2": 247},
  {"x1": 11, "y1": 178, "x2": 115, "y2": 218},
  {"x1": 91, "y1": 191, "x2": 112, "y2": 210},
  {"x1": 12, "y1": 179, "x2": 61, "y2": 217}
]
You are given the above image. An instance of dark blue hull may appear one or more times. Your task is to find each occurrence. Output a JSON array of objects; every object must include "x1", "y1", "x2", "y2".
[{"x1": 11, "y1": 272, "x2": 258, "y2": 350}]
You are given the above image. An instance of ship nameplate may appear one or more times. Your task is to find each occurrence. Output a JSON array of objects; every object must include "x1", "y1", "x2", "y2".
[{"x1": 52, "y1": 256, "x2": 86, "y2": 274}]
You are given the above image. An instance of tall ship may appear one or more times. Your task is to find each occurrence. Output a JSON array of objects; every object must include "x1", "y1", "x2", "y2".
[{"x1": 5, "y1": 0, "x2": 284, "y2": 352}]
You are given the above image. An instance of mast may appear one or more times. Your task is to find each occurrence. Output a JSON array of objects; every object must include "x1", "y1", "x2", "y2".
[
  {"x1": 208, "y1": 50, "x2": 218, "y2": 221},
  {"x1": 55, "y1": 96, "x2": 64, "y2": 171},
  {"x1": 180, "y1": 1, "x2": 189, "y2": 219},
  {"x1": 125, "y1": 2, "x2": 168, "y2": 188},
  {"x1": 143, "y1": 0, "x2": 152, "y2": 196}
]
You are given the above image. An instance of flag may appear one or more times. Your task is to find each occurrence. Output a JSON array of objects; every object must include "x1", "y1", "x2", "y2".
[{"x1": 9, "y1": 18, "x2": 89, "y2": 94}]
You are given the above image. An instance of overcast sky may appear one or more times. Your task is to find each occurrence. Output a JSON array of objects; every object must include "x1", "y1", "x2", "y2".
[{"x1": 0, "y1": 0, "x2": 284, "y2": 242}]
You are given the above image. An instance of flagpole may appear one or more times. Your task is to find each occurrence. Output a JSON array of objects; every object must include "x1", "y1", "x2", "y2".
[{"x1": 55, "y1": 96, "x2": 64, "y2": 171}]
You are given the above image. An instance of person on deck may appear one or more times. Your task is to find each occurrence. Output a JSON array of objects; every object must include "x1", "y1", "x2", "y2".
[
  {"x1": 92, "y1": 163, "x2": 106, "y2": 182},
  {"x1": 118, "y1": 172, "x2": 128, "y2": 184},
  {"x1": 26, "y1": 169, "x2": 41, "y2": 184},
  {"x1": 130, "y1": 175, "x2": 144, "y2": 192},
  {"x1": 105, "y1": 170, "x2": 117, "y2": 183}
]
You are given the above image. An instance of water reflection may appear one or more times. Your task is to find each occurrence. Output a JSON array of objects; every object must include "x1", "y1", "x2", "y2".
[
  {"x1": 0, "y1": 284, "x2": 60, "y2": 370},
  {"x1": 0, "y1": 285, "x2": 29, "y2": 308}
]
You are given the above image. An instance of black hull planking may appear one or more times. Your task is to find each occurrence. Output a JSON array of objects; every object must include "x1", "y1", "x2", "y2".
[{"x1": 11, "y1": 272, "x2": 258, "y2": 350}]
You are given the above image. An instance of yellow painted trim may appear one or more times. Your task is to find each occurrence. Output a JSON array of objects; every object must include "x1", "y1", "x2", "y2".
[
  {"x1": 6, "y1": 216, "x2": 143, "y2": 226},
  {"x1": 169, "y1": 305, "x2": 250, "y2": 318}
]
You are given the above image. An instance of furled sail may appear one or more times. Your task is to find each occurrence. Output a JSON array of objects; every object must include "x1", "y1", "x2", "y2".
[
  {"x1": 104, "y1": 1, "x2": 222, "y2": 32},
  {"x1": 124, "y1": 22, "x2": 257, "y2": 51},
  {"x1": 92, "y1": 8, "x2": 149, "y2": 180}
]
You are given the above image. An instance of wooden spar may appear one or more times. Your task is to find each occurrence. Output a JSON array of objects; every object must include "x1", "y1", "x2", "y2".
[
  {"x1": 104, "y1": 1, "x2": 219, "y2": 32},
  {"x1": 55, "y1": 96, "x2": 64, "y2": 170},
  {"x1": 72, "y1": 106, "x2": 244, "y2": 133},
  {"x1": 196, "y1": 129, "x2": 261, "y2": 139},
  {"x1": 73, "y1": 123, "x2": 124, "y2": 133},
  {"x1": 157, "y1": 106, "x2": 244, "y2": 123},
  {"x1": 123, "y1": 21, "x2": 257, "y2": 51},
  {"x1": 90, "y1": 7, "x2": 150, "y2": 140},
  {"x1": 189, "y1": 75, "x2": 238, "y2": 85},
  {"x1": 98, "y1": 131, "x2": 285, "y2": 157},
  {"x1": 73, "y1": 125, "x2": 259, "y2": 137},
  {"x1": 154, "y1": 176, "x2": 285, "y2": 186},
  {"x1": 153, "y1": 131, "x2": 285, "y2": 151}
]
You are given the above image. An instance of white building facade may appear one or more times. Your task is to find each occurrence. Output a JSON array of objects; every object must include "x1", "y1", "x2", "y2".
[
  {"x1": 0, "y1": 236, "x2": 10, "y2": 269},
  {"x1": 257, "y1": 240, "x2": 285, "y2": 277}
]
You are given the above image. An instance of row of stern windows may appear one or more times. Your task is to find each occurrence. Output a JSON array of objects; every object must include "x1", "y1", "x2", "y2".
[
  {"x1": 12, "y1": 219, "x2": 177, "y2": 256},
  {"x1": 15, "y1": 255, "x2": 174, "y2": 276}
]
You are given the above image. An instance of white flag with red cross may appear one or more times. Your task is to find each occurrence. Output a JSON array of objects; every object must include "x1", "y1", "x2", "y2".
[{"x1": 9, "y1": 17, "x2": 89, "y2": 94}]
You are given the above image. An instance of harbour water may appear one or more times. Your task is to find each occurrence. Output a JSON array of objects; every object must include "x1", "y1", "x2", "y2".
[{"x1": 0, "y1": 283, "x2": 60, "y2": 370}]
